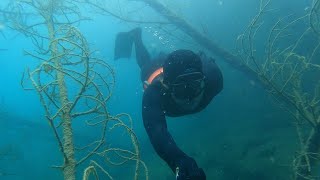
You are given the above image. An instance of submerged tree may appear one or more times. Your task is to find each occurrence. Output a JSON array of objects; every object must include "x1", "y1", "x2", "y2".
[
  {"x1": 0, "y1": 0, "x2": 147, "y2": 179},
  {"x1": 237, "y1": 0, "x2": 320, "y2": 179},
  {"x1": 3, "y1": 0, "x2": 318, "y2": 179}
]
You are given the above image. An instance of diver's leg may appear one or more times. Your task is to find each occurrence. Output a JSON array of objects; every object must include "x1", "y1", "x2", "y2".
[{"x1": 130, "y1": 27, "x2": 151, "y2": 69}]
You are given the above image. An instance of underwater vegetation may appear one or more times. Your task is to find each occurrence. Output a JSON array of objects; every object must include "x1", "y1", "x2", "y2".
[
  {"x1": 237, "y1": 0, "x2": 320, "y2": 179},
  {"x1": 0, "y1": 0, "x2": 319, "y2": 179},
  {"x1": 0, "y1": 0, "x2": 147, "y2": 180}
]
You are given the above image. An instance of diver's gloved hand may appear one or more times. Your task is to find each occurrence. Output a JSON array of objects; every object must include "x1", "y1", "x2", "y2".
[{"x1": 175, "y1": 157, "x2": 206, "y2": 180}]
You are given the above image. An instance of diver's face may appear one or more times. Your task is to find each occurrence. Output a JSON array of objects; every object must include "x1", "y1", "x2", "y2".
[
  {"x1": 167, "y1": 72, "x2": 205, "y2": 111},
  {"x1": 172, "y1": 90, "x2": 204, "y2": 111}
]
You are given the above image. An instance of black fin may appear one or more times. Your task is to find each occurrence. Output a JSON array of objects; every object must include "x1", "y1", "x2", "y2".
[{"x1": 114, "y1": 31, "x2": 134, "y2": 60}]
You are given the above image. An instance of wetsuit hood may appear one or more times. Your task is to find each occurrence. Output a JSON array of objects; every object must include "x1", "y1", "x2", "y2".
[
  {"x1": 163, "y1": 49, "x2": 205, "y2": 102},
  {"x1": 163, "y1": 49, "x2": 203, "y2": 84}
]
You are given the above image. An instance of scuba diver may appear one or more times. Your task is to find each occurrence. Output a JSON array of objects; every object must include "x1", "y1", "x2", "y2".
[{"x1": 114, "y1": 28, "x2": 223, "y2": 180}]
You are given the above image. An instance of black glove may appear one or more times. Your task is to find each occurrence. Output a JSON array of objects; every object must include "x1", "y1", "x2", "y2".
[{"x1": 175, "y1": 157, "x2": 206, "y2": 180}]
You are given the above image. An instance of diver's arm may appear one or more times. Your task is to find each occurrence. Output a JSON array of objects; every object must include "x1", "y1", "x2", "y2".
[{"x1": 142, "y1": 84, "x2": 188, "y2": 172}]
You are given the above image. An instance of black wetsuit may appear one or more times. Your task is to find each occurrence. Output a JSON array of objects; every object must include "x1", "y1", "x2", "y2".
[
  {"x1": 118, "y1": 28, "x2": 223, "y2": 178},
  {"x1": 142, "y1": 56, "x2": 222, "y2": 173}
]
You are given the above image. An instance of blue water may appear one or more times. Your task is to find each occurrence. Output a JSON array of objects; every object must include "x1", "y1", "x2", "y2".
[{"x1": 0, "y1": 0, "x2": 316, "y2": 179}]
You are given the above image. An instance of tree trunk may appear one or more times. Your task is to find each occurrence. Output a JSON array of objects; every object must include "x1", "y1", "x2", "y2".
[
  {"x1": 296, "y1": 125, "x2": 320, "y2": 180},
  {"x1": 47, "y1": 17, "x2": 76, "y2": 180}
]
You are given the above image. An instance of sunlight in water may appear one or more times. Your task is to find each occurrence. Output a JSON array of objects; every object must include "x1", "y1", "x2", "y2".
[
  {"x1": 0, "y1": 22, "x2": 4, "y2": 30},
  {"x1": 218, "y1": 0, "x2": 223, "y2": 6}
]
